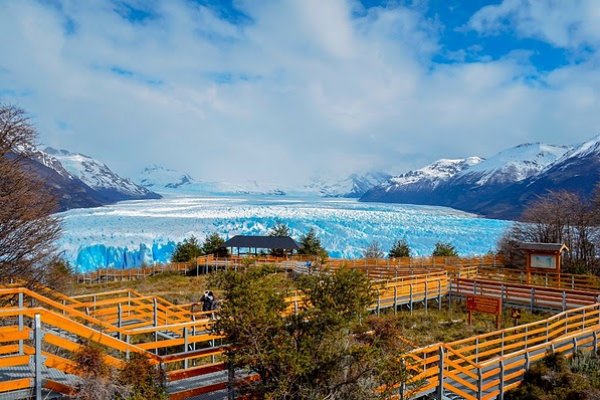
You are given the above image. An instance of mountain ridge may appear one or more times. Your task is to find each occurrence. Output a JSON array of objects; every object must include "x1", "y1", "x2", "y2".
[{"x1": 360, "y1": 140, "x2": 597, "y2": 220}]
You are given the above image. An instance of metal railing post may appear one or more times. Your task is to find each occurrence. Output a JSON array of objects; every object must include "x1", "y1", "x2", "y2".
[
  {"x1": 499, "y1": 359, "x2": 505, "y2": 400},
  {"x1": 409, "y1": 284, "x2": 413, "y2": 314},
  {"x1": 477, "y1": 366, "x2": 483, "y2": 400},
  {"x1": 34, "y1": 314, "x2": 43, "y2": 400},
  {"x1": 183, "y1": 328, "x2": 189, "y2": 369},
  {"x1": 153, "y1": 298, "x2": 159, "y2": 350},
  {"x1": 18, "y1": 292, "x2": 23, "y2": 355},
  {"x1": 438, "y1": 280, "x2": 442, "y2": 311},
  {"x1": 424, "y1": 282, "x2": 428, "y2": 313},
  {"x1": 227, "y1": 359, "x2": 235, "y2": 400},
  {"x1": 117, "y1": 304, "x2": 122, "y2": 340},
  {"x1": 393, "y1": 286, "x2": 398, "y2": 315}
]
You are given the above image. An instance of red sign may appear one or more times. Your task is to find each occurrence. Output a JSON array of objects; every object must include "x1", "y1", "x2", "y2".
[{"x1": 466, "y1": 294, "x2": 502, "y2": 328}]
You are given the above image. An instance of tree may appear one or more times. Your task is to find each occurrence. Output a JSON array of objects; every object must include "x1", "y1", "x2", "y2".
[
  {"x1": 389, "y1": 239, "x2": 411, "y2": 258},
  {"x1": 432, "y1": 242, "x2": 458, "y2": 257},
  {"x1": 268, "y1": 222, "x2": 290, "y2": 237},
  {"x1": 364, "y1": 240, "x2": 384, "y2": 259},
  {"x1": 499, "y1": 190, "x2": 600, "y2": 273},
  {"x1": 0, "y1": 104, "x2": 61, "y2": 287},
  {"x1": 268, "y1": 222, "x2": 291, "y2": 257},
  {"x1": 297, "y1": 228, "x2": 328, "y2": 259},
  {"x1": 171, "y1": 235, "x2": 203, "y2": 262},
  {"x1": 210, "y1": 266, "x2": 416, "y2": 399},
  {"x1": 202, "y1": 232, "x2": 228, "y2": 257}
]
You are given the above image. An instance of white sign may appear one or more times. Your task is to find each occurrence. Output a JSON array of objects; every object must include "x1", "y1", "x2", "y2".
[{"x1": 531, "y1": 255, "x2": 556, "y2": 269}]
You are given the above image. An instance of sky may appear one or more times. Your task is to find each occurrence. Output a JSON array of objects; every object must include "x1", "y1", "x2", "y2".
[{"x1": 1, "y1": 0, "x2": 600, "y2": 185}]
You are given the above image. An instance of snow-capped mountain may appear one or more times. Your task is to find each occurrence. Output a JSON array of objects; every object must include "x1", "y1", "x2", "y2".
[
  {"x1": 19, "y1": 147, "x2": 161, "y2": 211},
  {"x1": 44, "y1": 147, "x2": 156, "y2": 200},
  {"x1": 454, "y1": 143, "x2": 569, "y2": 186},
  {"x1": 383, "y1": 157, "x2": 482, "y2": 191},
  {"x1": 302, "y1": 172, "x2": 391, "y2": 197},
  {"x1": 360, "y1": 138, "x2": 600, "y2": 220},
  {"x1": 138, "y1": 165, "x2": 287, "y2": 195},
  {"x1": 139, "y1": 165, "x2": 194, "y2": 190}
]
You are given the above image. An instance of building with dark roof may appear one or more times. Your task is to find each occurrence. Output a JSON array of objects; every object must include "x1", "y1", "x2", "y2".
[{"x1": 223, "y1": 235, "x2": 299, "y2": 256}]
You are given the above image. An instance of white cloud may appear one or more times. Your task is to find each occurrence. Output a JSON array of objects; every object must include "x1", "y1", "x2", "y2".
[
  {"x1": 0, "y1": 0, "x2": 599, "y2": 185},
  {"x1": 468, "y1": 0, "x2": 600, "y2": 50}
]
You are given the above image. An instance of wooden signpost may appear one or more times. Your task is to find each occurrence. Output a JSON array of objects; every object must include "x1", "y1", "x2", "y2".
[{"x1": 466, "y1": 294, "x2": 502, "y2": 329}]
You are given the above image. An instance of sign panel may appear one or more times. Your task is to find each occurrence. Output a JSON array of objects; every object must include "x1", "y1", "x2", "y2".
[
  {"x1": 530, "y1": 254, "x2": 556, "y2": 269},
  {"x1": 466, "y1": 294, "x2": 502, "y2": 328},
  {"x1": 466, "y1": 295, "x2": 502, "y2": 315}
]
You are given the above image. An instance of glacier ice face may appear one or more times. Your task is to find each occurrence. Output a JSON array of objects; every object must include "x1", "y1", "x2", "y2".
[{"x1": 58, "y1": 194, "x2": 511, "y2": 272}]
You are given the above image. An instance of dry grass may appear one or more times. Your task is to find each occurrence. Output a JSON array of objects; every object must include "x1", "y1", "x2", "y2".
[
  {"x1": 389, "y1": 302, "x2": 551, "y2": 347},
  {"x1": 69, "y1": 272, "x2": 208, "y2": 304}
]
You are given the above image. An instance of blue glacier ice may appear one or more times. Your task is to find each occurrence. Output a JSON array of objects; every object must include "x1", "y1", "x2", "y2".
[{"x1": 58, "y1": 194, "x2": 512, "y2": 272}]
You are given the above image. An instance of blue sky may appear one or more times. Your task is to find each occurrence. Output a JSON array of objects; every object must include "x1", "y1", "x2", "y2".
[{"x1": 1, "y1": 0, "x2": 600, "y2": 184}]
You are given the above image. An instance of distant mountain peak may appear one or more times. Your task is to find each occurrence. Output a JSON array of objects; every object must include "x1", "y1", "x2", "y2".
[
  {"x1": 44, "y1": 147, "x2": 154, "y2": 198},
  {"x1": 458, "y1": 143, "x2": 569, "y2": 185},
  {"x1": 385, "y1": 157, "x2": 483, "y2": 189}
]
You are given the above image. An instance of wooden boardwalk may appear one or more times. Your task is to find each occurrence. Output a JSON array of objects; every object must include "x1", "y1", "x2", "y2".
[{"x1": 2, "y1": 258, "x2": 600, "y2": 399}]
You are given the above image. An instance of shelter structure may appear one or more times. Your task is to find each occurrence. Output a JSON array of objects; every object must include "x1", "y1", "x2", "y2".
[
  {"x1": 222, "y1": 235, "x2": 300, "y2": 257},
  {"x1": 516, "y1": 242, "x2": 569, "y2": 281}
]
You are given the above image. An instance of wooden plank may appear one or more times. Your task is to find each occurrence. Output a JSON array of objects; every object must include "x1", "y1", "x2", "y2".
[{"x1": 0, "y1": 377, "x2": 31, "y2": 392}]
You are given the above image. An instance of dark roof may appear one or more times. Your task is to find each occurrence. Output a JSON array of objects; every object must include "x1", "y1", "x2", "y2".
[
  {"x1": 517, "y1": 242, "x2": 569, "y2": 253},
  {"x1": 223, "y1": 235, "x2": 300, "y2": 250}
]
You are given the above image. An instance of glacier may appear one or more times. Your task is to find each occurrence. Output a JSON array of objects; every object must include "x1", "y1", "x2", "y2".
[{"x1": 57, "y1": 194, "x2": 512, "y2": 272}]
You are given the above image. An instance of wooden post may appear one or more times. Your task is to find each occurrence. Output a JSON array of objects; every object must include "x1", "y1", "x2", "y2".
[{"x1": 437, "y1": 346, "x2": 444, "y2": 400}]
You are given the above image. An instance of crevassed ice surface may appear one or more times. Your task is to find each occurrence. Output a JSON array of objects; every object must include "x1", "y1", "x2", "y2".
[{"x1": 58, "y1": 194, "x2": 512, "y2": 272}]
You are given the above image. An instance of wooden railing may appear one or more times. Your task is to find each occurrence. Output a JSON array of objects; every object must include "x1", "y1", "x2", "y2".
[
  {"x1": 0, "y1": 286, "x2": 226, "y2": 399},
  {"x1": 404, "y1": 303, "x2": 600, "y2": 399},
  {"x1": 77, "y1": 254, "x2": 505, "y2": 283}
]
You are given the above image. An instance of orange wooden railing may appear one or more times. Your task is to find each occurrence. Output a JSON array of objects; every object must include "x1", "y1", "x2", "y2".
[{"x1": 402, "y1": 302, "x2": 600, "y2": 399}]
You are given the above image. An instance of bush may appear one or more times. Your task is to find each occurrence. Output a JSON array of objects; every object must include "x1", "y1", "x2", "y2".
[
  {"x1": 118, "y1": 353, "x2": 167, "y2": 400},
  {"x1": 364, "y1": 240, "x2": 384, "y2": 259},
  {"x1": 506, "y1": 351, "x2": 600, "y2": 400},
  {"x1": 432, "y1": 242, "x2": 457, "y2": 257},
  {"x1": 389, "y1": 239, "x2": 411, "y2": 258},
  {"x1": 72, "y1": 343, "x2": 166, "y2": 400},
  {"x1": 43, "y1": 259, "x2": 74, "y2": 292},
  {"x1": 72, "y1": 343, "x2": 121, "y2": 400}
]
